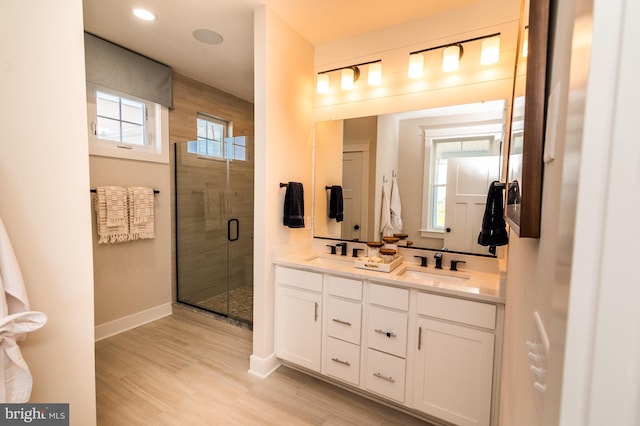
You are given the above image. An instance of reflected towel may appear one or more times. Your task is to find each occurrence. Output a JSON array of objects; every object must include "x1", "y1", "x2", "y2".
[
  {"x1": 477, "y1": 181, "x2": 509, "y2": 254},
  {"x1": 0, "y1": 216, "x2": 47, "y2": 403},
  {"x1": 95, "y1": 186, "x2": 129, "y2": 244},
  {"x1": 283, "y1": 182, "x2": 305, "y2": 228},
  {"x1": 128, "y1": 187, "x2": 155, "y2": 241},
  {"x1": 390, "y1": 177, "x2": 403, "y2": 233},
  {"x1": 329, "y1": 185, "x2": 344, "y2": 222},
  {"x1": 380, "y1": 184, "x2": 392, "y2": 237}
]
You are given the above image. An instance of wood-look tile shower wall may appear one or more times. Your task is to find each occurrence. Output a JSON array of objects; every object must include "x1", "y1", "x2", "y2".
[{"x1": 169, "y1": 73, "x2": 255, "y2": 302}]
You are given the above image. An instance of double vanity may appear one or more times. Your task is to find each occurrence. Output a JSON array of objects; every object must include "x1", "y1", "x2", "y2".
[{"x1": 274, "y1": 245, "x2": 505, "y2": 426}]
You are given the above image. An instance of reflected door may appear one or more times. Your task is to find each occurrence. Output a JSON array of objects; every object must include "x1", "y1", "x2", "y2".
[
  {"x1": 342, "y1": 151, "x2": 364, "y2": 241},
  {"x1": 444, "y1": 157, "x2": 499, "y2": 254}
]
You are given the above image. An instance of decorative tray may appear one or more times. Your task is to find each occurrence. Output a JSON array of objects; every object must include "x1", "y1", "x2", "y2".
[{"x1": 354, "y1": 256, "x2": 403, "y2": 273}]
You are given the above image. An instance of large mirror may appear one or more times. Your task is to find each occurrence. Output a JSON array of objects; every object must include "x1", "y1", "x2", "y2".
[{"x1": 314, "y1": 100, "x2": 508, "y2": 256}]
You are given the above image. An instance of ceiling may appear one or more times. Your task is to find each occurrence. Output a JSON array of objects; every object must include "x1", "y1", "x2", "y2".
[{"x1": 82, "y1": 0, "x2": 477, "y2": 102}]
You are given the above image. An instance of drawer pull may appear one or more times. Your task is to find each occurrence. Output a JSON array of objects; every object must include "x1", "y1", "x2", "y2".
[
  {"x1": 315, "y1": 302, "x2": 319, "y2": 322},
  {"x1": 332, "y1": 318, "x2": 352, "y2": 326},
  {"x1": 374, "y1": 329, "x2": 397, "y2": 338},
  {"x1": 331, "y1": 357, "x2": 351, "y2": 366},
  {"x1": 373, "y1": 372, "x2": 395, "y2": 383},
  {"x1": 418, "y1": 326, "x2": 422, "y2": 350}
]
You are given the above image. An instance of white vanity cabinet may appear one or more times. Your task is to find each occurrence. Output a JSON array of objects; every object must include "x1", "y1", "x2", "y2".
[
  {"x1": 273, "y1": 261, "x2": 503, "y2": 426},
  {"x1": 413, "y1": 293, "x2": 497, "y2": 426},
  {"x1": 275, "y1": 267, "x2": 323, "y2": 372}
]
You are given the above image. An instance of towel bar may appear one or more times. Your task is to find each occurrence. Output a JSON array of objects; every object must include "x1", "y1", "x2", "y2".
[
  {"x1": 90, "y1": 188, "x2": 159, "y2": 194},
  {"x1": 279, "y1": 182, "x2": 288, "y2": 188}
]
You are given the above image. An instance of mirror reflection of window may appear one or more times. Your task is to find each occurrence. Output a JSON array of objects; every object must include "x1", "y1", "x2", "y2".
[{"x1": 428, "y1": 136, "x2": 495, "y2": 232}]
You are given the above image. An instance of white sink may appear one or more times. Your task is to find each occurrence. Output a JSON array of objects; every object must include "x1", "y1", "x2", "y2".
[
  {"x1": 399, "y1": 267, "x2": 470, "y2": 284},
  {"x1": 304, "y1": 255, "x2": 353, "y2": 267}
]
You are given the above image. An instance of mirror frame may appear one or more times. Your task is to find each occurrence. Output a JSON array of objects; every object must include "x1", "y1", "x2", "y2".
[{"x1": 506, "y1": 0, "x2": 551, "y2": 238}]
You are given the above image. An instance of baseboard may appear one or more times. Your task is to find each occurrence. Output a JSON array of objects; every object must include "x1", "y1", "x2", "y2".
[
  {"x1": 94, "y1": 303, "x2": 173, "y2": 341},
  {"x1": 248, "y1": 353, "x2": 281, "y2": 378}
]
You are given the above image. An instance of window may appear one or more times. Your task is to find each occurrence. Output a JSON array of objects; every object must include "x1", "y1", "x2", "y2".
[
  {"x1": 427, "y1": 136, "x2": 495, "y2": 231},
  {"x1": 86, "y1": 85, "x2": 168, "y2": 163},
  {"x1": 95, "y1": 91, "x2": 146, "y2": 145},
  {"x1": 188, "y1": 114, "x2": 245, "y2": 161}
]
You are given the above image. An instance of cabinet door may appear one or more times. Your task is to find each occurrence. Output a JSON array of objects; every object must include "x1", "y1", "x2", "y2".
[
  {"x1": 414, "y1": 318, "x2": 494, "y2": 426},
  {"x1": 276, "y1": 286, "x2": 322, "y2": 372}
]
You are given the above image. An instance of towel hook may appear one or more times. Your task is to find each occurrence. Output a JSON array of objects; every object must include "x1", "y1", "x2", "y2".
[
  {"x1": 383, "y1": 174, "x2": 388, "y2": 183},
  {"x1": 392, "y1": 170, "x2": 397, "y2": 178}
]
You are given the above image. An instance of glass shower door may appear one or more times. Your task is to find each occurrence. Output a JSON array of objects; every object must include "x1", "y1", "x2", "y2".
[{"x1": 175, "y1": 137, "x2": 253, "y2": 326}]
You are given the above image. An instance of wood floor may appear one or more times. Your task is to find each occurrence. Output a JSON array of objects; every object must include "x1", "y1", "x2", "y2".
[{"x1": 95, "y1": 311, "x2": 433, "y2": 425}]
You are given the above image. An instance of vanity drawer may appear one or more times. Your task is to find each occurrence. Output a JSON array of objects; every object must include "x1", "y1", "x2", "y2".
[
  {"x1": 365, "y1": 348, "x2": 406, "y2": 403},
  {"x1": 327, "y1": 297, "x2": 362, "y2": 344},
  {"x1": 417, "y1": 292, "x2": 496, "y2": 329},
  {"x1": 325, "y1": 337, "x2": 360, "y2": 385},
  {"x1": 327, "y1": 275, "x2": 362, "y2": 301},
  {"x1": 369, "y1": 283, "x2": 409, "y2": 311},
  {"x1": 367, "y1": 305, "x2": 408, "y2": 358},
  {"x1": 276, "y1": 266, "x2": 323, "y2": 292}
]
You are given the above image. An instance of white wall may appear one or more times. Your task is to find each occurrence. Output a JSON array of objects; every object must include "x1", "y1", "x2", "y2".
[
  {"x1": 313, "y1": 0, "x2": 520, "y2": 121},
  {"x1": 0, "y1": 0, "x2": 97, "y2": 424},
  {"x1": 250, "y1": 6, "x2": 315, "y2": 377}
]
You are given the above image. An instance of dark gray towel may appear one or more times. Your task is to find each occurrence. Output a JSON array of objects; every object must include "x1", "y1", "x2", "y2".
[
  {"x1": 283, "y1": 182, "x2": 305, "y2": 228},
  {"x1": 329, "y1": 185, "x2": 344, "y2": 222},
  {"x1": 477, "y1": 181, "x2": 508, "y2": 254}
]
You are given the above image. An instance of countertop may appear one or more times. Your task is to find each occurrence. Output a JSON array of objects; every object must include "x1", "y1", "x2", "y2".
[{"x1": 274, "y1": 251, "x2": 504, "y2": 304}]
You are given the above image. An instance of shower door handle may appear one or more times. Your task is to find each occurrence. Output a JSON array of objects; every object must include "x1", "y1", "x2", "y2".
[{"x1": 228, "y1": 218, "x2": 239, "y2": 241}]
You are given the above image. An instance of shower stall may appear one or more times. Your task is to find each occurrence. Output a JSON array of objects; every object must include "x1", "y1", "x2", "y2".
[{"x1": 175, "y1": 137, "x2": 254, "y2": 327}]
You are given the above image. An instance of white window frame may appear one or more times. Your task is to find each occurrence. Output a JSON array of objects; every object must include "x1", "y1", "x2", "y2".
[
  {"x1": 420, "y1": 124, "x2": 503, "y2": 238},
  {"x1": 86, "y1": 84, "x2": 169, "y2": 163}
]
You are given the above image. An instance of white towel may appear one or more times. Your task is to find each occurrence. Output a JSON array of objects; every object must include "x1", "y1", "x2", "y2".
[
  {"x1": 380, "y1": 184, "x2": 392, "y2": 237},
  {"x1": 95, "y1": 187, "x2": 129, "y2": 244},
  {"x1": 128, "y1": 187, "x2": 155, "y2": 241},
  {"x1": 390, "y1": 177, "x2": 403, "y2": 233},
  {"x1": 0, "y1": 216, "x2": 47, "y2": 403}
]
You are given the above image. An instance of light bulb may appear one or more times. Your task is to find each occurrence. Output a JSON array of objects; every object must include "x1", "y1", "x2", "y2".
[
  {"x1": 368, "y1": 62, "x2": 382, "y2": 86},
  {"x1": 442, "y1": 45, "x2": 461, "y2": 72},
  {"x1": 481, "y1": 36, "x2": 500, "y2": 65},
  {"x1": 132, "y1": 8, "x2": 157, "y2": 21},
  {"x1": 341, "y1": 68, "x2": 355, "y2": 90},
  {"x1": 317, "y1": 74, "x2": 329, "y2": 94},
  {"x1": 408, "y1": 53, "x2": 424, "y2": 78}
]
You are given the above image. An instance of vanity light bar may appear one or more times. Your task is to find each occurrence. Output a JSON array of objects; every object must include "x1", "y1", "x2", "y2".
[
  {"x1": 408, "y1": 32, "x2": 501, "y2": 78},
  {"x1": 316, "y1": 59, "x2": 382, "y2": 93}
]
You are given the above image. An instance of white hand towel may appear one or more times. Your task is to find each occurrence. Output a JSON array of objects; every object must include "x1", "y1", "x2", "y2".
[
  {"x1": 390, "y1": 177, "x2": 403, "y2": 233},
  {"x1": 0, "y1": 216, "x2": 47, "y2": 403},
  {"x1": 128, "y1": 187, "x2": 155, "y2": 241},
  {"x1": 380, "y1": 184, "x2": 392, "y2": 237}
]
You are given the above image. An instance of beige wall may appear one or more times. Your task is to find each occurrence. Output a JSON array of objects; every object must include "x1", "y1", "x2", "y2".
[
  {"x1": 251, "y1": 6, "x2": 315, "y2": 376},
  {"x1": 314, "y1": 120, "x2": 344, "y2": 239},
  {"x1": 90, "y1": 156, "x2": 172, "y2": 330},
  {"x1": 0, "y1": 0, "x2": 97, "y2": 423}
]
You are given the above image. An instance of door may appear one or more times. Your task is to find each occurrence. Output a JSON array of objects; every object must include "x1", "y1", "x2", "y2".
[
  {"x1": 443, "y1": 157, "x2": 500, "y2": 254},
  {"x1": 175, "y1": 138, "x2": 254, "y2": 324},
  {"x1": 342, "y1": 151, "x2": 364, "y2": 241},
  {"x1": 276, "y1": 286, "x2": 322, "y2": 372},
  {"x1": 414, "y1": 317, "x2": 494, "y2": 426}
]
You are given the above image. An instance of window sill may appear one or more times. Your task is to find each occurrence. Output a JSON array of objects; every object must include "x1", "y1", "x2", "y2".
[{"x1": 419, "y1": 230, "x2": 445, "y2": 239}]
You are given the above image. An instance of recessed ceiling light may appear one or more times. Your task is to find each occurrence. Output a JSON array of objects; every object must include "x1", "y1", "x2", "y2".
[
  {"x1": 132, "y1": 8, "x2": 157, "y2": 21},
  {"x1": 193, "y1": 29, "x2": 224, "y2": 45}
]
